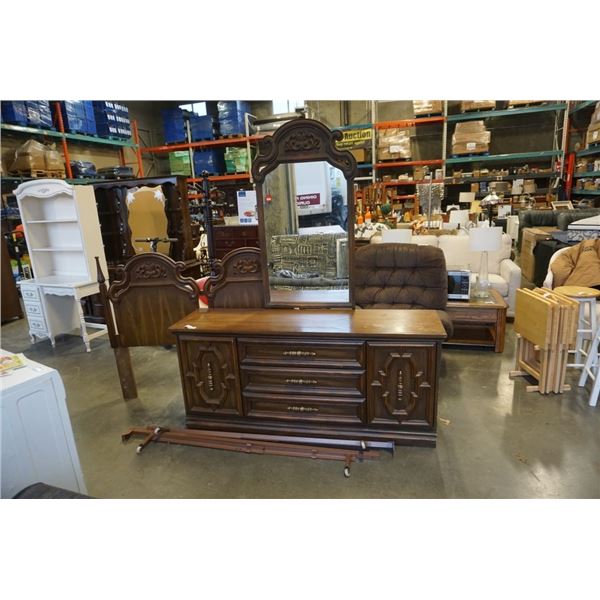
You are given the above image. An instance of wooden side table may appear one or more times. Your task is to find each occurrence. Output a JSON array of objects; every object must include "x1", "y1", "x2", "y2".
[{"x1": 445, "y1": 288, "x2": 508, "y2": 352}]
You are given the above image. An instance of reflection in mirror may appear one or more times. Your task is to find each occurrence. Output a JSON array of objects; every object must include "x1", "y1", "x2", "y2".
[
  {"x1": 262, "y1": 161, "x2": 349, "y2": 304},
  {"x1": 127, "y1": 186, "x2": 169, "y2": 254}
]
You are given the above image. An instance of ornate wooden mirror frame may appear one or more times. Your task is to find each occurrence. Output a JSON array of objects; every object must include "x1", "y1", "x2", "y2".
[{"x1": 251, "y1": 118, "x2": 358, "y2": 309}]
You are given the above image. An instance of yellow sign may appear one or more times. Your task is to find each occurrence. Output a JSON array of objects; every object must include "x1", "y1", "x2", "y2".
[{"x1": 336, "y1": 128, "x2": 372, "y2": 149}]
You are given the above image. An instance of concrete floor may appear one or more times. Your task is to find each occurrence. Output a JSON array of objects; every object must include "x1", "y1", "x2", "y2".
[{"x1": 2, "y1": 315, "x2": 599, "y2": 499}]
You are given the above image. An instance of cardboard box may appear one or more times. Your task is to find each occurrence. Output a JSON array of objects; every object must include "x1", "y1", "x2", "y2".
[
  {"x1": 460, "y1": 101, "x2": 495, "y2": 112},
  {"x1": 523, "y1": 180, "x2": 537, "y2": 194},
  {"x1": 470, "y1": 183, "x2": 479, "y2": 192},
  {"x1": 454, "y1": 120, "x2": 487, "y2": 134},
  {"x1": 452, "y1": 141, "x2": 490, "y2": 155},
  {"x1": 350, "y1": 148, "x2": 367, "y2": 163},
  {"x1": 520, "y1": 227, "x2": 559, "y2": 282},
  {"x1": 586, "y1": 120, "x2": 600, "y2": 147},
  {"x1": 413, "y1": 166, "x2": 428, "y2": 180},
  {"x1": 413, "y1": 100, "x2": 443, "y2": 116}
]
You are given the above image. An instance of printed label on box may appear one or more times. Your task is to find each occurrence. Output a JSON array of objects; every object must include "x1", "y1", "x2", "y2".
[
  {"x1": 466, "y1": 142, "x2": 477, "y2": 151},
  {"x1": 236, "y1": 190, "x2": 258, "y2": 224},
  {"x1": 296, "y1": 193, "x2": 321, "y2": 207},
  {"x1": 389, "y1": 145, "x2": 403, "y2": 153}
]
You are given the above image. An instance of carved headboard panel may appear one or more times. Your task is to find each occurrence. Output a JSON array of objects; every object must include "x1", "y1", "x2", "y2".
[
  {"x1": 206, "y1": 248, "x2": 265, "y2": 309},
  {"x1": 98, "y1": 253, "x2": 200, "y2": 347}
]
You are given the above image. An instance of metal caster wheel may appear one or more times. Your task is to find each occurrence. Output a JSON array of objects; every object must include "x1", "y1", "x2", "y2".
[
  {"x1": 154, "y1": 427, "x2": 162, "y2": 435},
  {"x1": 344, "y1": 466, "x2": 351, "y2": 478},
  {"x1": 136, "y1": 445, "x2": 143, "y2": 454}
]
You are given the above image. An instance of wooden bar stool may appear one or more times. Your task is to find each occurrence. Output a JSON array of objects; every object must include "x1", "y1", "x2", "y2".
[
  {"x1": 578, "y1": 324, "x2": 600, "y2": 407},
  {"x1": 553, "y1": 286, "x2": 600, "y2": 369}
]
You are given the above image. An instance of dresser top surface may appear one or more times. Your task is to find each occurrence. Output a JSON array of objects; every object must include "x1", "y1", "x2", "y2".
[{"x1": 170, "y1": 308, "x2": 447, "y2": 339}]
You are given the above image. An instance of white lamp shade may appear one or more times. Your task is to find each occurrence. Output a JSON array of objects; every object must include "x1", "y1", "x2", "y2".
[
  {"x1": 458, "y1": 191, "x2": 476, "y2": 204},
  {"x1": 382, "y1": 229, "x2": 413, "y2": 243},
  {"x1": 449, "y1": 209, "x2": 470, "y2": 226},
  {"x1": 469, "y1": 226, "x2": 502, "y2": 252}
]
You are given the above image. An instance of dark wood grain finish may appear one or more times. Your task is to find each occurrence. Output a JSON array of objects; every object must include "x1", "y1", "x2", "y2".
[
  {"x1": 178, "y1": 336, "x2": 242, "y2": 416},
  {"x1": 92, "y1": 176, "x2": 196, "y2": 278},
  {"x1": 241, "y1": 365, "x2": 365, "y2": 397},
  {"x1": 367, "y1": 343, "x2": 437, "y2": 430},
  {"x1": 446, "y1": 289, "x2": 508, "y2": 352},
  {"x1": 170, "y1": 309, "x2": 447, "y2": 339},
  {"x1": 172, "y1": 308, "x2": 444, "y2": 446},
  {"x1": 251, "y1": 118, "x2": 357, "y2": 309},
  {"x1": 243, "y1": 392, "x2": 366, "y2": 425},
  {"x1": 238, "y1": 338, "x2": 365, "y2": 368},
  {"x1": 108, "y1": 253, "x2": 199, "y2": 347},
  {"x1": 213, "y1": 225, "x2": 259, "y2": 260},
  {"x1": 206, "y1": 247, "x2": 265, "y2": 309},
  {"x1": 1, "y1": 236, "x2": 23, "y2": 323}
]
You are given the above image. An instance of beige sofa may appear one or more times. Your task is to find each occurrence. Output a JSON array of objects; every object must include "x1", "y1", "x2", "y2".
[{"x1": 407, "y1": 232, "x2": 520, "y2": 317}]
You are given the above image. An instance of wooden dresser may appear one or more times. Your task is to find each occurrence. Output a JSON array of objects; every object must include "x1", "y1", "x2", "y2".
[
  {"x1": 170, "y1": 308, "x2": 446, "y2": 447},
  {"x1": 213, "y1": 225, "x2": 259, "y2": 259}
]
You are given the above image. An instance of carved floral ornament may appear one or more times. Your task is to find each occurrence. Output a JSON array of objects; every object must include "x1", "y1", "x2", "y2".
[
  {"x1": 283, "y1": 131, "x2": 321, "y2": 153},
  {"x1": 232, "y1": 258, "x2": 260, "y2": 275},
  {"x1": 133, "y1": 263, "x2": 168, "y2": 279}
]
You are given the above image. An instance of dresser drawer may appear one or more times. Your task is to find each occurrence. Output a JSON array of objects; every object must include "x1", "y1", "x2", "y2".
[
  {"x1": 24, "y1": 301, "x2": 44, "y2": 317},
  {"x1": 238, "y1": 338, "x2": 365, "y2": 368},
  {"x1": 20, "y1": 286, "x2": 40, "y2": 301},
  {"x1": 243, "y1": 392, "x2": 366, "y2": 425},
  {"x1": 28, "y1": 317, "x2": 48, "y2": 335},
  {"x1": 241, "y1": 366, "x2": 365, "y2": 397}
]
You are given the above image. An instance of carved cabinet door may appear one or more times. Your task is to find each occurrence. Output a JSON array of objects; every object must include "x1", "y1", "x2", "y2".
[
  {"x1": 366, "y1": 342, "x2": 438, "y2": 430},
  {"x1": 177, "y1": 336, "x2": 242, "y2": 416}
]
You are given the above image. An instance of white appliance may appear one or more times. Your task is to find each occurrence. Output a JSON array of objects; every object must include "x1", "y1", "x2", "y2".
[{"x1": 0, "y1": 351, "x2": 87, "y2": 498}]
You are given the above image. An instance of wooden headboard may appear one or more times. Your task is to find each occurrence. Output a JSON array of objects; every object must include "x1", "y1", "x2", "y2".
[
  {"x1": 97, "y1": 253, "x2": 199, "y2": 348},
  {"x1": 206, "y1": 247, "x2": 265, "y2": 309}
]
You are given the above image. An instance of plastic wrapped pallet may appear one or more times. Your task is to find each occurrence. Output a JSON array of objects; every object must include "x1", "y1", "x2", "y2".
[
  {"x1": 25, "y1": 101, "x2": 53, "y2": 128},
  {"x1": 190, "y1": 115, "x2": 218, "y2": 141},
  {"x1": 413, "y1": 100, "x2": 443, "y2": 116},
  {"x1": 460, "y1": 101, "x2": 495, "y2": 112},
  {"x1": 55, "y1": 101, "x2": 97, "y2": 136},
  {"x1": 451, "y1": 121, "x2": 491, "y2": 155},
  {"x1": 45, "y1": 144, "x2": 63, "y2": 171},
  {"x1": 93, "y1": 101, "x2": 131, "y2": 139},
  {"x1": 70, "y1": 161, "x2": 97, "y2": 178},
  {"x1": 217, "y1": 101, "x2": 250, "y2": 136},
  {"x1": 10, "y1": 140, "x2": 64, "y2": 174},
  {"x1": 161, "y1": 108, "x2": 186, "y2": 144},
  {"x1": 194, "y1": 148, "x2": 225, "y2": 175},
  {"x1": 586, "y1": 104, "x2": 600, "y2": 148},
  {"x1": 224, "y1": 146, "x2": 249, "y2": 173},
  {"x1": 1, "y1": 101, "x2": 28, "y2": 125},
  {"x1": 377, "y1": 128, "x2": 411, "y2": 160},
  {"x1": 169, "y1": 151, "x2": 191, "y2": 176}
]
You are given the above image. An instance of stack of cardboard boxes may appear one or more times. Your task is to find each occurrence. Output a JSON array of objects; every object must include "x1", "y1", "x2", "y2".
[
  {"x1": 451, "y1": 121, "x2": 491, "y2": 156},
  {"x1": 586, "y1": 102, "x2": 600, "y2": 148},
  {"x1": 169, "y1": 151, "x2": 191, "y2": 176},
  {"x1": 377, "y1": 128, "x2": 411, "y2": 161},
  {"x1": 413, "y1": 100, "x2": 443, "y2": 116},
  {"x1": 460, "y1": 101, "x2": 495, "y2": 112},
  {"x1": 9, "y1": 140, "x2": 65, "y2": 176}
]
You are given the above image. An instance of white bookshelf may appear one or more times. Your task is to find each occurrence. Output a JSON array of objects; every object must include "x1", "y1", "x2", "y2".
[{"x1": 15, "y1": 179, "x2": 109, "y2": 352}]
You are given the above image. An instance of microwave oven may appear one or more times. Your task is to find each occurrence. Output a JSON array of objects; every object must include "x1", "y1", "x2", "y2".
[{"x1": 447, "y1": 268, "x2": 471, "y2": 300}]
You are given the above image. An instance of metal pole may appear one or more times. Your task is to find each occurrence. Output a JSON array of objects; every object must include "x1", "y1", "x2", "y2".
[
  {"x1": 131, "y1": 120, "x2": 145, "y2": 177},
  {"x1": 202, "y1": 171, "x2": 216, "y2": 274},
  {"x1": 186, "y1": 118, "x2": 195, "y2": 180},
  {"x1": 442, "y1": 100, "x2": 448, "y2": 179},
  {"x1": 54, "y1": 102, "x2": 73, "y2": 179}
]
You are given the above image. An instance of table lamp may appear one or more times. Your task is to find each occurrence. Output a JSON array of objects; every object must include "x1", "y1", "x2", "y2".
[
  {"x1": 469, "y1": 226, "x2": 502, "y2": 298},
  {"x1": 480, "y1": 191, "x2": 499, "y2": 226}
]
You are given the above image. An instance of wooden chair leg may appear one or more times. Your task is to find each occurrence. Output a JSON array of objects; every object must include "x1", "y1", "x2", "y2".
[{"x1": 114, "y1": 347, "x2": 137, "y2": 399}]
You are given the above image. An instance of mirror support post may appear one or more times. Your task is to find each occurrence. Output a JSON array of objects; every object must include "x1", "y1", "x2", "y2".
[{"x1": 201, "y1": 171, "x2": 217, "y2": 275}]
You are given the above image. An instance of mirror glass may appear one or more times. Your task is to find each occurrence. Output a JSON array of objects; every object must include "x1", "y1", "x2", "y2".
[
  {"x1": 262, "y1": 160, "x2": 349, "y2": 305},
  {"x1": 127, "y1": 186, "x2": 170, "y2": 254}
]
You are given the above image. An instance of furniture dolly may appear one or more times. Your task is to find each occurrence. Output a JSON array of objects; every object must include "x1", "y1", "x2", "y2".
[{"x1": 510, "y1": 288, "x2": 578, "y2": 394}]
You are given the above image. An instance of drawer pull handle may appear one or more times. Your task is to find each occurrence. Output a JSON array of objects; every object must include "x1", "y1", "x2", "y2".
[
  {"x1": 285, "y1": 378, "x2": 317, "y2": 385},
  {"x1": 283, "y1": 350, "x2": 316, "y2": 357},
  {"x1": 287, "y1": 406, "x2": 319, "y2": 413}
]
